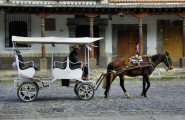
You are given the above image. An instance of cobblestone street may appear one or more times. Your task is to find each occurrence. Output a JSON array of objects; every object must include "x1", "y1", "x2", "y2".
[{"x1": 0, "y1": 79, "x2": 185, "y2": 119}]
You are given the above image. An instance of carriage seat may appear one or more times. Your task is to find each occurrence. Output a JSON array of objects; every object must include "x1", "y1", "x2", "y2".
[
  {"x1": 54, "y1": 57, "x2": 81, "y2": 70},
  {"x1": 15, "y1": 50, "x2": 39, "y2": 71}
]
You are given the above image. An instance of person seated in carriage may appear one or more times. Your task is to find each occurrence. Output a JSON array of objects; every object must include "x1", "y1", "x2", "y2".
[{"x1": 69, "y1": 44, "x2": 90, "y2": 80}]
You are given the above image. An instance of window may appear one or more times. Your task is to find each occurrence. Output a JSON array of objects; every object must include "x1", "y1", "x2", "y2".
[{"x1": 5, "y1": 14, "x2": 31, "y2": 47}]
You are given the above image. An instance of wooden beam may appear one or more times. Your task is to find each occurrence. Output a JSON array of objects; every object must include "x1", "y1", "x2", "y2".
[{"x1": 85, "y1": 13, "x2": 99, "y2": 18}]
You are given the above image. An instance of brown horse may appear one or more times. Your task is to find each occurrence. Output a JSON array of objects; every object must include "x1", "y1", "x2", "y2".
[{"x1": 104, "y1": 51, "x2": 173, "y2": 98}]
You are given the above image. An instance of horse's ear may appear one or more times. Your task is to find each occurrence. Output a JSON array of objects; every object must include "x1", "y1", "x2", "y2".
[{"x1": 166, "y1": 51, "x2": 169, "y2": 55}]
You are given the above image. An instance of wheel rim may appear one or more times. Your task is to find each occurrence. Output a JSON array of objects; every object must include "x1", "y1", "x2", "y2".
[
  {"x1": 78, "y1": 84, "x2": 94, "y2": 100},
  {"x1": 18, "y1": 83, "x2": 37, "y2": 102}
]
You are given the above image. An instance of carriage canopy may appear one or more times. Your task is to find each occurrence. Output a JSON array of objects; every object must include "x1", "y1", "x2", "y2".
[{"x1": 12, "y1": 36, "x2": 103, "y2": 45}]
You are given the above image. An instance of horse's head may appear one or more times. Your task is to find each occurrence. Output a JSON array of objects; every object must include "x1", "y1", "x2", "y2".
[{"x1": 163, "y1": 51, "x2": 173, "y2": 71}]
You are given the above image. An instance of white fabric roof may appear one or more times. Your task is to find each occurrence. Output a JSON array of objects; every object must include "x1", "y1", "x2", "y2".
[{"x1": 12, "y1": 36, "x2": 103, "y2": 45}]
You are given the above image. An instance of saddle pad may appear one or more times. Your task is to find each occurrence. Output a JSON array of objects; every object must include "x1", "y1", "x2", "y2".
[{"x1": 129, "y1": 58, "x2": 143, "y2": 63}]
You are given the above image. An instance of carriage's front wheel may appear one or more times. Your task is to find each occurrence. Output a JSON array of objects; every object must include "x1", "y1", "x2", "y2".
[
  {"x1": 17, "y1": 82, "x2": 39, "y2": 102},
  {"x1": 77, "y1": 84, "x2": 94, "y2": 100},
  {"x1": 74, "y1": 84, "x2": 78, "y2": 95}
]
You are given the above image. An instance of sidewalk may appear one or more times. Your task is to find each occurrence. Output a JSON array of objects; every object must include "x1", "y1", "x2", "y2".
[{"x1": 0, "y1": 65, "x2": 185, "y2": 81}]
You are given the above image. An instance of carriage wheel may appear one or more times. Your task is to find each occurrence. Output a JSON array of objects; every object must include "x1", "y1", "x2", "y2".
[
  {"x1": 74, "y1": 84, "x2": 78, "y2": 96},
  {"x1": 17, "y1": 82, "x2": 39, "y2": 102},
  {"x1": 77, "y1": 84, "x2": 94, "y2": 100}
]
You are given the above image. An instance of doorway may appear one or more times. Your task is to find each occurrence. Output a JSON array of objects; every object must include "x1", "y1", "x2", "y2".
[
  {"x1": 76, "y1": 25, "x2": 99, "y2": 64},
  {"x1": 118, "y1": 31, "x2": 139, "y2": 58},
  {"x1": 163, "y1": 26, "x2": 183, "y2": 61}
]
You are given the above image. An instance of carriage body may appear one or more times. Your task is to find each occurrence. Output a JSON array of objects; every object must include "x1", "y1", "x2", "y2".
[{"x1": 12, "y1": 36, "x2": 103, "y2": 102}]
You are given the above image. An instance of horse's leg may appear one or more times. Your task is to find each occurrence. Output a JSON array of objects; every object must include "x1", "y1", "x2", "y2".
[
  {"x1": 119, "y1": 73, "x2": 130, "y2": 98},
  {"x1": 144, "y1": 75, "x2": 150, "y2": 97},
  {"x1": 104, "y1": 74, "x2": 110, "y2": 98},
  {"x1": 141, "y1": 75, "x2": 147, "y2": 97}
]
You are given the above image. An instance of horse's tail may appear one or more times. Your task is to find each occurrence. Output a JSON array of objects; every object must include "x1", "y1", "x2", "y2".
[
  {"x1": 107, "y1": 62, "x2": 114, "y2": 86},
  {"x1": 102, "y1": 62, "x2": 114, "y2": 89}
]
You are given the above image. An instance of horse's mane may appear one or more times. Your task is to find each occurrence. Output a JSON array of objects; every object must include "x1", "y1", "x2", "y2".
[{"x1": 151, "y1": 54, "x2": 161, "y2": 61}]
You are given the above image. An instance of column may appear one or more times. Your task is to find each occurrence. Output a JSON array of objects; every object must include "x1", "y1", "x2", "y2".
[
  {"x1": 178, "y1": 13, "x2": 185, "y2": 68},
  {"x1": 99, "y1": 25, "x2": 108, "y2": 67},
  {"x1": 182, "y1": 17, "x2": 185, "y2": 68},
  {"x1": 41, "y1": 17, "x2": 46, "y2": 59},
  {"x1": 89, "y1": 17, "x2": 96, "y2": 69},
  {"x1": 36, "y1": 13, "x2": 50, "y2": 71},
  {"x1": 112, "y1": 26, "x2": 118, "y2": 61},
  {"x1": 183, "y1": 18, "x2": 185, "y2": 57},
  {"x1": 139, "y1": 17, "x2": 143, "y2": 56},
  {"x1": 134, "y1": 13, "x2": 148, "y2": 56}
]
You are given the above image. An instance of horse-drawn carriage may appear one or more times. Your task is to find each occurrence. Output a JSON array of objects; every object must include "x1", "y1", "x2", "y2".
[
  {"x1": 12, "y1": 36, "x2": 104, "y2": 102},
  {"x1": 12, "y1": 36, "x2": 173, "y2": 102}
]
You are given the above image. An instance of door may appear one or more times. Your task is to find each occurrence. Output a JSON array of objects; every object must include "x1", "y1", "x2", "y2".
[
  {"x1": 75, "y1": 25, "x2": 99, "y2": 64},
  {"x1": 163, "y1": 26, "x2": 183, "y2": 61},
  {"x1": 118, "y1": 31, "x2": 139, "y2": 58}
]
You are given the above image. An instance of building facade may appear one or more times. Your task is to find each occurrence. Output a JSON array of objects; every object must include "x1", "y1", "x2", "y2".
[{"x1": 0, "y1": 0, "x2": 185, "y2": 69}]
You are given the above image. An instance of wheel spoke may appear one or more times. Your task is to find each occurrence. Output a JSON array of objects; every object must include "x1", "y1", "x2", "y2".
[
  {"x1": 80, "y1": 88, "x2": 85, "y2": 92},
  {"x1": 28, "y1": 94, "x2": 31, "y2": 100},
  {"x1": 20, "y1": 91, "x2": 27, "y2": 93},
  {"x1": 85, "y1": 85, "x2": 88, "y2": 91},
  {"x1": 28, "y1": 86, "x2": 33, "y2": 92},
  {"x1": 87, "y1": 89, "x2": 92, "y2": 92},
  {"x1": 29, "y1": 92, "x2": 36, "y2": 94},
  {"x1": 21, "y1": 95, "x2": 26, "y2": 99}
]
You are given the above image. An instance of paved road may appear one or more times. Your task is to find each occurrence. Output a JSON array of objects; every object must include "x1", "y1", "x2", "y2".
[{"x1": 0, "y1": 79, "x2": 185, "y2": 120}]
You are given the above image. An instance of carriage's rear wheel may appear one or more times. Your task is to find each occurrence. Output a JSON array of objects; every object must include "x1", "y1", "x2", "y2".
[
  {"x1": 17, "y1": 82, "x2": 39, "y2": 102},
  {"x1": 77, "y1": 84, "x2": 94, "y2": 100}
]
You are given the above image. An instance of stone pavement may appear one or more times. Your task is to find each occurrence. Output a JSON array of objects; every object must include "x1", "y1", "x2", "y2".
[{"x1": 0, "y1": 80, "x2": 185, "y2": 120}]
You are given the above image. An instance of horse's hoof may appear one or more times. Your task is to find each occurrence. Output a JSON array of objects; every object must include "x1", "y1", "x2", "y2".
[
  {"x1": 124, "y1": 92, "x2": 131, "y2": 98},
  {"x1": 141, "y1": 92, "x2": 144, "y2": 96},
  {"x1": 144, "y1": 94, "x2": 149, "y2": 97},
  {"x1": 127, "y1": 96, "x2": 131, "y2": 99},
  {"x1": 105, "y1": 96, "x2": 109, "y2": 99}
]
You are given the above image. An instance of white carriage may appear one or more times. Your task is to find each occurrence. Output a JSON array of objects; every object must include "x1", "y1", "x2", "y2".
[{"x1": 12, "y1": 36, "x2": 103, "y2": 102}]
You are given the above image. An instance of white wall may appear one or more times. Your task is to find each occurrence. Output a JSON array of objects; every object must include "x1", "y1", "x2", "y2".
[{"x1": 29, "y1": 15, "x2": 74, "y2": 54}]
